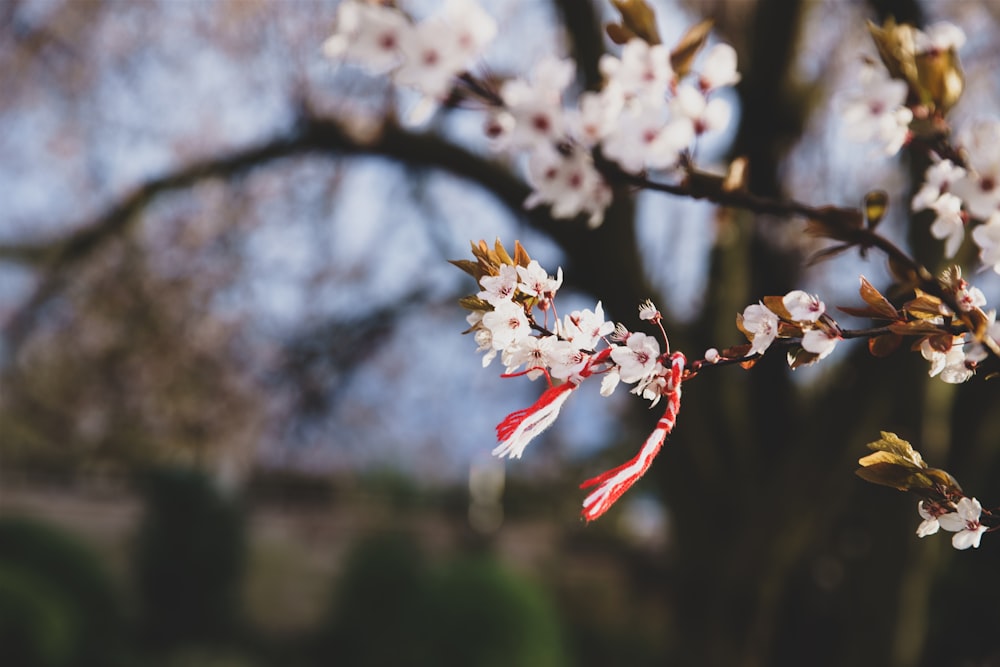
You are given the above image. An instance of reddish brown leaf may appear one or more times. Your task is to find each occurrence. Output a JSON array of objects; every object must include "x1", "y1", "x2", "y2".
[
  {"x1": 721, "y1": 343, "x2": 752, "y2": 358},
  {"x1": 761, "y1": 295, "x2": 793, "y2": 320},
  {"x1": 838, "y1": 305, "x2": 892, "y2": 319},
  {"x1": 787, "y1": 347, "x2": 820, "y2": 369},
  {"x1": 869, "y1": 333, "x2": 902, "y2": 357},
  {"x1": 859, "y1": 275, "x2": 899, "y2": 319},
  {"x1": 888, "y1": 320, "x2": 946, "y2": 336},
  {"x1": 609, "y1": 0, "x2": 661, "y2": 45},
  {"x1": 670, "y1": 19, "x2": 713, "y2": 78}
]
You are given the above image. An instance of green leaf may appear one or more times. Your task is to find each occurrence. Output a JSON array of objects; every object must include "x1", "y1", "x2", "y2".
[
  {"x1": 864, "y1": 190, "x2": 889, "y2": 229},
  {"x1": 864, "y1": 431, "x2": 925, "y2": 468},
  {"x1": 458, "y1": 295, "x2": 491, "y2": 312},
  {"x1": 855, "y1": 432, "x2": 964, "y2": 497}
]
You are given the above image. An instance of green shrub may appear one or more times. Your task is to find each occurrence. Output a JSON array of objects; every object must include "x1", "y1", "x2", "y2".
[
  {"x1": 317, "y1": 533, "x2": 567, "y2": 667},
  {"x1": 0, "y1": 516, "x2": 123, "y2": 667}
]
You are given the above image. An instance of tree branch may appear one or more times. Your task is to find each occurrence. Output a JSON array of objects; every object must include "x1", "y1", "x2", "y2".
[{"x1": 0, "y1": 114, "x2": 537, "y2": 270}]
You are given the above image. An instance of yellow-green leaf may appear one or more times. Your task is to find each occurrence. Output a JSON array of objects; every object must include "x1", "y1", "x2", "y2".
[
  {"x1": 915, "y1": 47, "x2": 964, "y2": 114},
  {"x1": 903, "y1": 289, "x2": 948, "y2": 318},
  {"x1": 493, "y1": 238, "x2": 513, "y2": 265},
  {"x1": 863, "y1": 431, "x2": 925, "y2": 469},
  {"x1": 855, "y1": 462, "x2": 928, "y2": 491},
  {"x1": 864, "y1": 190, "x2": 889, "y2": 229},
  {"x1": 458, "y1": 295, "x2": 492, "y2": 312},
  {"x1": 449, "y1": 258, "x2": 481, "y2": 278},
  {"x1": 866, "y1": 18, "x2": 919, "y2": 87},
  {"x1": 512, "y1": 240, "x2": 531, "y2": 267}
]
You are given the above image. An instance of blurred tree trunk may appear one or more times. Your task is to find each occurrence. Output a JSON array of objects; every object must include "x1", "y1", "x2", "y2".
[{"x1": 642, "y1": 0, "x2": 933, "y2": 664}]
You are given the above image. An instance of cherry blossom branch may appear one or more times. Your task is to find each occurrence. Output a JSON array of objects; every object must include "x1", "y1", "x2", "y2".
[{"x1": 610, "y1": 165, "x2": 928, "y2": 278}]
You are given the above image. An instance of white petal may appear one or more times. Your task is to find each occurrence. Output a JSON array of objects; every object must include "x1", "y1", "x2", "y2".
[
  {"x1": 916, "y1": 518, "x2": 940, "y2": 538},
  {"x1": 937, "y1": 511, "x2": 966, "y2": 532},
  {"x1": 957, "y1": 497, "x2": 983, "y2": 522},
  {"x1": 952, "y1": 527, "x2": 986, "y2": 550}
]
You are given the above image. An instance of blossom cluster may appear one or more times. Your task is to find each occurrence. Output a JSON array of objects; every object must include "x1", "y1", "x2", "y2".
[
  {"x1": 857, "y1": 432, "x2": 995, "y2": 550},
  {"x1": 916, "y1": 497, "x2": 990, "y2": 550},
  {"x1": 843, "y1": 19, "x2": 1000, "y2": 275},
  {"x1": 454, "y1": 235, "x2": 1000, "y2": 522},
  {"x1": 841, "y1": 21, "x2": 966, "y2": 156},
  {"x1": 912, "y1": 269, "x2": 999, "y2": 384},
  {"x1": 455, "y1": 240, "x2": 688, "y2": 520},
  {"x1": 911, "y1": 121, "x2": 1000, "y2": 272},
  {"x1": 323, "y1": 0, "x2": 497, "y2": 119},
  {"x1": 737, "y1": 290, "x2": 841, "y2": 366},
  {"x1": 324, "y1": 0, "x2": 742, "y2": 227},
  {"x1": 735, "y1": 272, "x2": 1000, "y2": 384},
  {"x1": 327, "y1": 4, "x2": 1000, "y2": 542},
  {"x1": 488, "y1": 34, "x2": 740, "y2": 226}
]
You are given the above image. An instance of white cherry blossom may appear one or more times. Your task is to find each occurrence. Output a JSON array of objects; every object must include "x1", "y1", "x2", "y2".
[
  {"x1": 611, "y1": 332, "x2": 660, "y2": 383},
  {"x1": 523, "y1": 145, "x2": 612, "y2": 227},
  {"x1": 912, "y1": 159, "x2": 966, "y2": 212},
  {"x1": 440, "y1": 0, "x2": 497, "y2": 63},
  {"x1": 548, "y1": 345, "x2": 591, "y2": 382},
  {"x1": 915, "y1": 21, "x2": 966, "y2": 54},
  {"x1": 840, "y1": 64, "x2": 912, "y2": 155},
  {"x1": 482, "y1": 299, "x2": 530, "y2": 351},
  {"x1": 323, "y1": 1, "x2": 410, "y2": 74},
  {"x1": 742, "y1": 303, "x2": 779, "y2": 355},
  {"x1": 468, "y1": 311, "x2": 498, "y2": 367},
  {"x1": 953, "y1": 119, "x2": 1000, "y2": 219},
  {"x1": 699, "y1": 43, "x2": 741, "y2": 91},
  {"x1": 599, "y1": 368, "x2": 621, "y2": 396},
  {"x1": 632, "y1": 362, "x2": 669, "y2": 407},
  {"x1": 638, "y1": 299, "x2": 660, "y2": 322},
  {"x1": 938, "y1": 497, "x2": 988, "y2": 550},
  {"x1": 956, "y1": 283, "x2": 986, "y2": 312},
  {"x1": 671, "y1": 83, "x2": 731, "y2": 135},
  {"x1": 928, "y1": 193, "x2": 966, "y2": 258},
  {"x1": 394, "y1": 16, "x2": 467, "y2": 100},
  {"x1": 972, "y1": 212, "x2": 1000, "y2": 274},
  {"x1": 516, "y1": 260, "x2": 563, "y2": 303},
  {"x1": 560, "y1": 302, "x2": 614, "y2": 349},
  {"x1": 801, "y1": 328, "x2": 839, "y2": 360},
  {"x1": 783, "y1": 290, "x2": 825, "y2": 322},
  {"x1": 921, "y1": 336, "x2": 973, "y2": 383},
  {"x1": 500, "y1": 56, "x2": 574, "y2": 148},
  {"x1": 570, "y1": 88, "x2": 624, "y2": 147},
  {"x1": 599, "y1": 38, "x2": 674, "y2": 102},
  {"x1": 477, "y1": 263, "x2": 519, "y2": 305},
  {"x1": 601, "y1": 102, "x2": 694, "y2": 173},
  {"x1": 504, "y1": 335, "x2": 562, "y2": 379},
  {"x1": 916, "y1": 501, "x2": 941, "y2": 537}
]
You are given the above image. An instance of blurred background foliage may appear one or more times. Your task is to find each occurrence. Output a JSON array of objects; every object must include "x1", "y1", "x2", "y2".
[{"x1": 2, "y1": 0, "x2": 1000, "y2": 665}]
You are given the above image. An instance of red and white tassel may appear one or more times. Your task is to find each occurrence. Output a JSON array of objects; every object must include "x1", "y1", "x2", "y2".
[
  {"x1": 493, "y1": 381, "x2": 576, "y2": 459},
  {"x1": 580, "y1": 351, "x2": 685, "y2": 521},
  {"x1": 492, "y1": 349, "x2": 611, "y2": 460}
]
